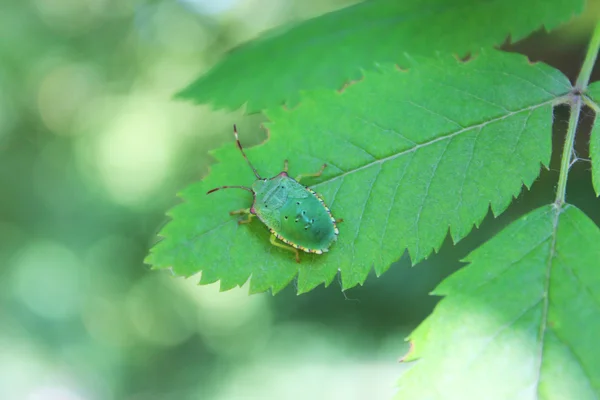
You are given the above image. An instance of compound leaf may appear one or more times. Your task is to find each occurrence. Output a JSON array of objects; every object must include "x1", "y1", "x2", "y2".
[
  {"x1": 588, "y1": 81, "x2": 600, "y2": 196},
  {"x1": 147, "y1": 50, "x2": 571, "y2": 295},
  {"x1": 178, "y1": 0, "x2": 584, "y2": 112},
  {"x1": 396, "y1": 205, "x2": 600, "y2": 400}
]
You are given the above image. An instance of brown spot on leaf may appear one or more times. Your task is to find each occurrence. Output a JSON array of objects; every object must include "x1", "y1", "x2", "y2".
[
  {"x1": 337, "y1": 76, "x2": 365, "y2": 94},
  {"x1": 398, "y1": 341, "x2": 415, "y2": 363}
]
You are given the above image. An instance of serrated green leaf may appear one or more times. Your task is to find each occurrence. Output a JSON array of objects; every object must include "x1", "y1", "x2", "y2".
[
  {"x1": 588, "y1": 82, "x2": 600, "y2": 97},
  {"x1": 178, "y1": 0, "x2": 584, "y2": 112},
  {"x1": 592, "y1": 113, "x2": 600, "y2": 197},
  {"x1": 589, "y1": 81, "x2": 600, "y2": 196},
  {"x1": 147, "y1": 50, "x2": 571, "y2": 295},
  {"x1": 396, "y1": 204, "x2": 600, "y2": 400}
]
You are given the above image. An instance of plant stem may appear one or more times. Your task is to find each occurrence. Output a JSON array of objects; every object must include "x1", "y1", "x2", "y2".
[
  {"x1": 555, "y1": 20, "x2": 600, "y2": 207},
  {"x1": 555, "y1": 96, "x2": 581, "y2": 207},
  {"x1": 583, "y1": 95, "x2": 600, "y2": 113},
  {"x1": 575, "y1": 21, "x2": 600, "y2": 90}
]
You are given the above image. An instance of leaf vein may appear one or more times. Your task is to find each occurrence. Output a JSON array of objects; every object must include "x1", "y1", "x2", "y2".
[
  {"x1": 532, "y1": 63, "x2": 571, "y2": 89},
  {"x1": 472, "y1": 234, "x2": 553, "y2": 291},
  {"x1": 378, "y1": 152, "x2": 416, "y2": 267},
  {"x1": 464, "y1": 298, "x2": 543, "y2": 371},
  {"x1": 341, "y1": 137, "x2": 378, "y2": 160},
  {"x1": 189, "y1": 220, "x2": 236, "y2": 243},
  {"x1": 554, "y1": 255, "x2": 600, "y2": 314},
  {"x1": 354, "y1": 115, "x2": 417, "y2": 146},
  {"x1": 452, "y1": 126, "x2": 482, "y2": 233},
  {"x1": 414, "y1": 138, "x2": 451, "y2": 254},
  {"x1": 510, "y1": 108, "x2": 533, "y2": 160},
  {"x1": 351, "y1": 164, "x2": 383, "y2": 268},
  {"x1": 421, "y1": 71, "x2": 510, "y2": 113},
  {"x1": 325, "y1": 176, "x2": 345, "y2": 209},
  {"x1": 405, "y1": 100, "x2": 464, "y2": 129},
  {"x1": 313, "y1": 98, "x2": 557, "y2": 188},
  {"x1": 467, "y1": 67, "x2": 557, "y2": 97},
  {"x1": 533, "y1": 206, "x2": 563, "y2": 395},
  {"x1": 547, "y1": 328, "x2": 600, "y2": 398}
]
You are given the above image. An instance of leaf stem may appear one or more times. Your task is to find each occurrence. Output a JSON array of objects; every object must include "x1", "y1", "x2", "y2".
[
  {"x1": 555, "y1": 21, "x2": 600, "y2": 207},
  {"x1": 575, "y1": 21, "x2": 600, "y2": 91},
  {"x1": 554, "y1": 96, "x2": 581, "y2": 208},
  {"x1": 583, "y1": 95, "x2": 600, "y2": 113}
]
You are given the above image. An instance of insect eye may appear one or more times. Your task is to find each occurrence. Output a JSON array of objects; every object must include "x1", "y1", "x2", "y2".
[
  {"x1": 284, "y1": 216, "x2": 288, "y2": 219},
  {"x1": 296, "y1": 202, "x2": 300, "y2": 205},
  {"x1": 302, "y1": 210, "x2": 306, "y2": 215}
]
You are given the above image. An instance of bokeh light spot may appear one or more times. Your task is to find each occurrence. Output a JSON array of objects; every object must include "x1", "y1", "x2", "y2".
[
  {"x1": 126, "y1": 274, "x2": 197, "y2": 346},
  {"x1": 0, "y1": 74, "x2": 17, "y2": 144},
  {"x1": 33, "y1": 0, "x2": 107, "y2": 33},
  {"x1": 37, "y1": 63, "x2": 102, "y2": 135},
  {"x1": 96, "y1": 97, "x2": 173, "y2": 207},
  {"x1": 178, "y1": 277, "x2": 273, "y2": 358},
  {"x1": 82, "y1": 296, "x2": 134, "y2": 347},
  {"x1": 11, "y1": 241, "x2": 85, "y2": 320},
  {"x1": 178, "y1": 0, "x2": 239, "y2": 15},
  {"x1": 27, "y1": 386, "x2": 86, "y2": 400}
]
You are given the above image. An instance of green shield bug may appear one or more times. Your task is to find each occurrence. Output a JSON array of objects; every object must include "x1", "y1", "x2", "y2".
[{"x1": 207, "y1": 125, "x2": 342, "y2": 263}]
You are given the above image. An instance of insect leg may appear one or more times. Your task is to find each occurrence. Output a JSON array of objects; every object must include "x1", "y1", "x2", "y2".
[
  {"x1": 270, "y1": 233, "x2": 300, "y2": 263},
  {"x1": 229, "y1": 208, "x2": 254, "y2": 224},
  {"x1": 295, "y1": 163, "x2": 327, "y2": 183},
  {"x1": 283, "y1": 159, "x2": 289, "y2": 172}
]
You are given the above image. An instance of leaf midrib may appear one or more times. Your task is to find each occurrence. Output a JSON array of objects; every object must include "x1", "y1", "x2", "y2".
[
  {"x1": 312, "y1": 96, "x2": 566, "y2": 189},
  {"x1": 533, "y1": 206, "x2": 600, "y2": 397}
]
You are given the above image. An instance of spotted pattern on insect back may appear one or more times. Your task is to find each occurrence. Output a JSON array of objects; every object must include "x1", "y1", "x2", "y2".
[
  {"x1": 267, "y1": 186, "x2": 340, "y2": 254},
  {"x1": 207, "y1": 125, "x2": 341, "y2": 262}
]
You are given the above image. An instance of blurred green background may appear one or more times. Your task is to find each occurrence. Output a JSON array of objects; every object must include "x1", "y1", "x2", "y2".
[{"x1": 1, "y1": 1, "x2": 599, "y2": 399}]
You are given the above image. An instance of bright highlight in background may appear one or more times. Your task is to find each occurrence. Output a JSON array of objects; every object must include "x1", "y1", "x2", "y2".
[
  {"x1": 11, "y1": 241, "x2": 85, "y2": 320},
  {"x1": 178, "y1": 0, "x2": 239, "y2": 15},
  {"x1": 96, "y1": 97, "x2": 173, "y2": 207}
]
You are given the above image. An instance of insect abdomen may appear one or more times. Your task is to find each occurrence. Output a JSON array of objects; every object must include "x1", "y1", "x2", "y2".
[{"x1": 274, "y1": 195, "x2": 337, "y2": 252}]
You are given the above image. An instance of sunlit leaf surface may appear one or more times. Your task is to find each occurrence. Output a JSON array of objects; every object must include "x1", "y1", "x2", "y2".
[
  {"x1": 178, "y1": 0, "x2": 583, "y2": 112},
  {"x1": 396, "y1": 205, "x2": 600, "y2": 400},
  {"x1": 587, "y1": 81, "x2": 600, "y2": 196},
  {"x1": 147, "y1": 50, "x2": 571, "y2": 294}
]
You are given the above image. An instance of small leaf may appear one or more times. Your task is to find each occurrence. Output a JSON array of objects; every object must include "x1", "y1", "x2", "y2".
[
  {"x1": 147, "y1": 50, "x2": 571, "y2": 295},
  {"x1": 592, "y1": 114, "x2": 600, "y2": 197},
  {"x1": 178, "y1": 0, "x2": 584, "y2": 112},
  {"x1": 588, "y1": 81, "x2": 600, "y2": 196},
  {"x1": 396, "y1": 205, "x2": 600, "y2": 400},
  {"x1": 588, "y1": 82, "x2": 600, "y2": 100}
]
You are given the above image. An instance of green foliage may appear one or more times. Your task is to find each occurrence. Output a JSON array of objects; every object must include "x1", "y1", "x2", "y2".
[
  {"x1": 177, "y1": 0, "x2": 584, "y2": 112},
  {"x1": 396, "y1": 205, "x2": 600, "y2": 400},
  {"x1": 592, "y1": 112, "x2": 600, "y2": 197},
  {"x1": 588, "y1": 82, "x2": 600, "y2": 196},
  {"x1": 146, "y1": 50, "x2": 572, "y2": 294},
  {"x1": 589, "y1": 82, "x2": 600, "y2": 99},
  {"x1": 147, "y1": 2, "x2": 600, "y2": 397}
]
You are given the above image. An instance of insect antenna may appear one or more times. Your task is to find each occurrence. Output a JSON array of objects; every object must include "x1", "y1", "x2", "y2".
[
  {"x1": 207, "y1": 185, "x2": 253, "y2": 195},
  {"x1": 233, "y1": 124, "x2": 262, "y2": 179}
]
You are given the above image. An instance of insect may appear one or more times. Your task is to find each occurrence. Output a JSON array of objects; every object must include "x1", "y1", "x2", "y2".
[{"x1": 207, "y1": 125, "x2": 342, "y2": 263}]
